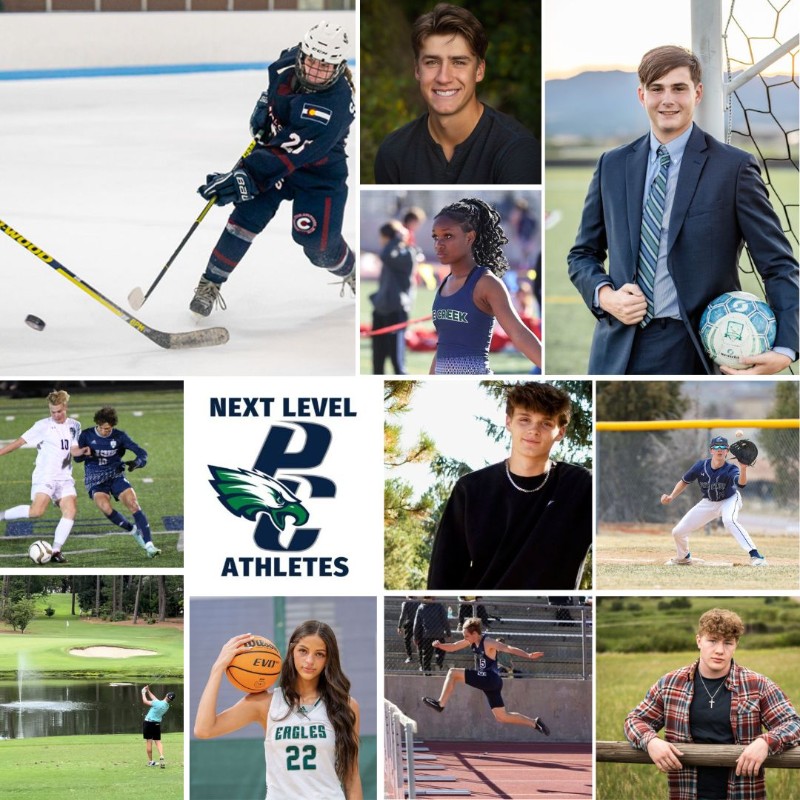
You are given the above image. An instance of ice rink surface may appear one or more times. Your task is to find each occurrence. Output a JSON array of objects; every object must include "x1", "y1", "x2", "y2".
[{"x1": 0, "y1": 72, "x2": 356, "y2": 375}]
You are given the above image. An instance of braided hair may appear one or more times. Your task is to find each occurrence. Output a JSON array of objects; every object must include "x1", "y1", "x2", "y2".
[{"x1": 434, "y1": 198, "x2": 509, "y2": 277}]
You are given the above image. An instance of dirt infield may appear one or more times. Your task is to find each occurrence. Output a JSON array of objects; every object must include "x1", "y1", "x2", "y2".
[
  {"x1": 596, "y1": 526, "x2": 799, "y2": 590},
  {"x1": 409, "y1": 740, "x2": 591, "y2": 798}
]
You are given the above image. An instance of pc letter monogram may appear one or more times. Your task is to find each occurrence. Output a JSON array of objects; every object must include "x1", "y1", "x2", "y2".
[{"x1": 208, "y1": 395, "x2": 357, "y2": 580}]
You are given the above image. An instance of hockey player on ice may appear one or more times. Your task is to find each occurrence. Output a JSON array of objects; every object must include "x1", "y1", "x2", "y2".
[{"x1": 190, "y1": 22, "x2": 356, "y2": 317}]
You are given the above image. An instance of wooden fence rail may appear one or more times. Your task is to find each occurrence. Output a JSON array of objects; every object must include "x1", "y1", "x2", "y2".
[{"x1": 597, "y1": 741, "x2": 800, "y2": 769}]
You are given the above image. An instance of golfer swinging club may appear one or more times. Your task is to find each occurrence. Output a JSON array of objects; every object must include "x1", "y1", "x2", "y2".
[{"x1": 141, "y1": 684, "x2": 175, "y2": 768}]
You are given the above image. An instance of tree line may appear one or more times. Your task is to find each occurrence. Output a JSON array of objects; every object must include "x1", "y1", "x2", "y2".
[{"x1": 1, "y1": 575, "x2": 183, "y2": 633}]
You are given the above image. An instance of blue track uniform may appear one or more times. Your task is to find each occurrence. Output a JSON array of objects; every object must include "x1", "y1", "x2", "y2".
[
  {"x1": 465, "y1": 635, "x2": 504, "y2": 709},
  {"x1": 203, "y1": 46, "x2": 356, "y2": 286},
  {"x1": 75, "y1": 427, "x2": 154, "y2": 546}
]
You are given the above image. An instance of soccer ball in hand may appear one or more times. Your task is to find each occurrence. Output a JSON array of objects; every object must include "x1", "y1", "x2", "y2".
[
  {"x1": 699, "y1": 291, "x2": 776, "y2": 369},
  {"x1": 28, "y1": 540, "x2": 53, "y2": 564}
]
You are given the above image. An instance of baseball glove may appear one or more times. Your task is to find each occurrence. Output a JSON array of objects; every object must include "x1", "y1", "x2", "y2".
[{"x1": 730, "y1": 439, "x2": 758, "y2": 466}]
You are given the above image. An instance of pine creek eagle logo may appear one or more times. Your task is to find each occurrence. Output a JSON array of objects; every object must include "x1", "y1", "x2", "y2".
[
  {"x1": 208, "y1": 467, "x2": 309, "y2": 531},
  {"x1": 207, "y1": 421, "x2": 336, "y2": 553}
]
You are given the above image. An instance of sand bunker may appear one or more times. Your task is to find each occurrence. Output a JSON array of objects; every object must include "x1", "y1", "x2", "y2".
[{"x1": 69, "y1": 646, "x2": 157, "y2": 658}]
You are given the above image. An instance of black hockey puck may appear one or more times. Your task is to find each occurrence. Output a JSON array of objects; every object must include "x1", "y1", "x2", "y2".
[{"x1": 25, "y1": 315, "x2": 46, "y2": 331}]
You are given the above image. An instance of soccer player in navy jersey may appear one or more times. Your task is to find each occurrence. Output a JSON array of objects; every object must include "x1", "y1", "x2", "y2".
[
  {"x1": 72, "y1": 406, "x2": 160, "y2": 558},
  {"x1": 190, "y1": 21, "x2": 356, "y2": 317}
]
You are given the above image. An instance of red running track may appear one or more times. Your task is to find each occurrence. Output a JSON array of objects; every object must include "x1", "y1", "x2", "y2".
[{"x1": 408, "y1": 741, "x2": 592, "y2": 799}]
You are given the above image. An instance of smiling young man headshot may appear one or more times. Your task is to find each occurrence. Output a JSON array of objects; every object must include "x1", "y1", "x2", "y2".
[
  {"x1": 624, "y1": 608, "x2": 800, "y2": 800},
  {"x1": 568, "y1": 45, "x2": 798, "y2": 375},
  {"x1": 374, "y1": 3, "x2": 541, "y2": 184},
  {"x1": 426, "y1": 382, "x2": 591, "y2": 590}
]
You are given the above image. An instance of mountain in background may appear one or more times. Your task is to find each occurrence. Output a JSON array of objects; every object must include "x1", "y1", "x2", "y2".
[{"x1": 545, "y1": 69, "x2": 798, "y2": 141}]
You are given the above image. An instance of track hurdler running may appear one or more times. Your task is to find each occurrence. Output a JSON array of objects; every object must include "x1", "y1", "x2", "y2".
[
  {"x1": 660, "y1": 436, "x2": 767, "y2": 566},
  {"x1": 422, "y1": 617, "x2": 550, "y2": 735},
  {"x1": 190, "y1": 21, "x2": 357, "y2": 317}
]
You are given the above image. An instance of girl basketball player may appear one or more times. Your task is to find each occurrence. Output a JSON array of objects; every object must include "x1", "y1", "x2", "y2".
[
  {"x1": 195, "y1": 620, "x2": 362, "y2": 800},
  {"x1": 430, "y1": 198, "x2": 542, "y2": 374}
]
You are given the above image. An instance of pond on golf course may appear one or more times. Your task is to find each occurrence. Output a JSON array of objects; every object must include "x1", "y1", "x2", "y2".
[{"x1": 0, "y1": 679, "x2": 184, "y2": 739}]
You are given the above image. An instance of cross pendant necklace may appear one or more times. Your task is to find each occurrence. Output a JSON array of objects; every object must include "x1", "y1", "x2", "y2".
[{"x1": 698, "y1": 674, "x2": 724, "y2": 709}]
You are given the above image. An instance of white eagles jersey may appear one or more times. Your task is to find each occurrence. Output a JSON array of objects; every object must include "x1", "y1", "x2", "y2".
[
  {"x1": 21, "y1": 417, "x2": 81, "y2": 483},
  {"x1": 264, "y1": 688, "x2": 344, "y2": 800}
]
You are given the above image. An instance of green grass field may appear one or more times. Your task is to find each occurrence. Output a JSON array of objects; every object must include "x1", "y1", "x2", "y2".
[
  {"x1": 0, "y1": 598, "x2": 183, "y2": 679},
  {"x1": 0, "y1": 733, "x2": 183, "y2": 800},
  {"x1": 359, "y1": 278, "x2": 540, "y2": 375},
  {"x1": 545, "y1": 165, "x2": 799, "y2": 374},
  {"x1": 0, "y1": 390, "x2": 183, "y2": 567},
  {"x1": 595, "y1": 526, "x2": 799, "y2": 590},
  {"x1": 597, "y1": 648, "x2": 800, "y2": 800}
]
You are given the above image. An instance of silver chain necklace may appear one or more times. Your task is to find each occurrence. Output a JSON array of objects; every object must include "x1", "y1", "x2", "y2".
[
  {"x1": 504, "y1": 460, "x2": 554, "y2": 493},
  {"x1": 697, "y1": 674, "x2": 725, "y2": 709}
]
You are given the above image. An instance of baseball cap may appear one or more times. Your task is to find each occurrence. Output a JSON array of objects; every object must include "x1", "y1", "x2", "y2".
[
  {"x1": 166, "y1": 692, "x2": 176, "y2": 701},
  {"x1": 710, "y1": 436, "x2": 729, "y2": 449}
]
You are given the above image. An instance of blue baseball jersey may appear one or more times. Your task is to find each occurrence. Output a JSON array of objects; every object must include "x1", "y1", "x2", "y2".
[
  {"x1": 682, "y1": 458, "x2": 742, "y2": 502},
  {"x1": 75, "y1": 427, "x2": 147, "y2": 485},
  {"x1": 243, "y1": 46, "x2": 355, "y2": 192}
]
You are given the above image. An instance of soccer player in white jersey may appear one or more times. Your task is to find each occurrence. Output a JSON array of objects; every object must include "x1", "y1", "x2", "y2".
[
  {"x1": 0, "y1": 389, "x2": 80, "y2": 562},
  {"x1": 195, "y1": 620, "x2": 362, "y2": 799}
]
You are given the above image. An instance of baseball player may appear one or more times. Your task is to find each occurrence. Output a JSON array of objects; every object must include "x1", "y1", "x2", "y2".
[{"x1": 660, "y1": 436, "x2": 767, "y2": 566}]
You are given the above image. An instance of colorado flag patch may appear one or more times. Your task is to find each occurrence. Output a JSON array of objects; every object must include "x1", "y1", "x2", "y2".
[{"x1": 301, "y1": 103, "x2": 332, "y2": 125}]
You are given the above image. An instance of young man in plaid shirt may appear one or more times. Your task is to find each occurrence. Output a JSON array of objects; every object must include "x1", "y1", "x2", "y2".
[{"x1": 624, "y1": 608, "x2": 800, "y2": 800}]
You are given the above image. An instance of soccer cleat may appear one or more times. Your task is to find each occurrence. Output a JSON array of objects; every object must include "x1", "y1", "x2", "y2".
[
  {"x1": 50, "y1": 551, "x2": 67, "y2": 563},
  {"x1": 422, "y1": 696, "x2": 444, "y2": 712},
  {"x1": 145, "y1": 542, "x2": 161, "y2": 559},
  {"x1": 665, "y1": 553, "x2": 693, "y2": 566},
  {"x1": 147, "y1": 761, "x2": 157, "y2": 767},
  {"x1": 159, "y1": 757, "x2": 166, "y2": 769},
  {"x1": 751, "y1": 555, "x2": 768, "y2": 566},
  {"x1": 131, "y1": 526, "x2": 146, "y2": 550},
  {"x1": 534, "y1": 717, "x2": 551, "y2": 736},
  {"x1": 190, "y1": 277, "x2": 227, "y2": 317}
]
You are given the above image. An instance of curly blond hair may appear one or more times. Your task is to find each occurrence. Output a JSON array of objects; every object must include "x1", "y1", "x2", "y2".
[{"x1": 697, "y1": 608, "x2": 744, "y2": 641}]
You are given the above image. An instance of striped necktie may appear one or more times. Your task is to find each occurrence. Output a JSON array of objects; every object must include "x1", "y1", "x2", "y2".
[{"x1": 638, "y1": 144, "x2": 670, "y2": 327}]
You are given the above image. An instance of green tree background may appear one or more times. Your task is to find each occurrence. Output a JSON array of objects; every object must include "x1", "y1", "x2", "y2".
[
  {"x1": 384, "y1": 379, "x2": 591, "y2": 589},
  {"x1": 360, "y1": 0, "x2": 542, "y2": 182}
]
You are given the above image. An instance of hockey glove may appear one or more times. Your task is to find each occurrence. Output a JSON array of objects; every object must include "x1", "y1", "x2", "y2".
[
  {"x1": 198, "y1": 168, "x2": 256, "y2": 205},
  {"x1": 729, "y1": 439, "x2": 758, "y2": 466},
  {"x1": 125, "y1": 458, "x2": 144, "y2": 472},
  {"x1": 249, "y1": 91, "x2": 270, "y2": 139}
]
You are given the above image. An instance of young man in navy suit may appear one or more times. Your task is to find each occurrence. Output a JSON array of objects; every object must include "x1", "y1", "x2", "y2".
[{"x1": 568, "y1": 45, "x2": 798, "y2": 375}]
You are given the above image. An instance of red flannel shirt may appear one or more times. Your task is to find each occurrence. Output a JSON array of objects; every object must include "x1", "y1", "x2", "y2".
[{"x1": 624, "y1": 660, "x2": 800, "y2": 800}]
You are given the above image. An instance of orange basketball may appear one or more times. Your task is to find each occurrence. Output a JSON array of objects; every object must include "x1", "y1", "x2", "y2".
[{"x1": 226, "y1": 635, "x2": 282, "y2": 693}]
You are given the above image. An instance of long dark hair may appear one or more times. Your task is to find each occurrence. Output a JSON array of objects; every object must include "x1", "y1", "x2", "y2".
[
  {"x1": 434, "y1": 198, "x2": 509, "y2": 277},
  {"x1": 278, "y1": 620, "x2": 358, "y2": 787}
]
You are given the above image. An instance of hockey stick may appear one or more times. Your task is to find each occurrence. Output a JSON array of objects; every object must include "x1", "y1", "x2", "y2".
[
  {"x1": 0, "y1": 217, "x2": 229, "y2": 350},
  {"x1": 127, "y1": 134, "x2": 263, "y2": 310}
]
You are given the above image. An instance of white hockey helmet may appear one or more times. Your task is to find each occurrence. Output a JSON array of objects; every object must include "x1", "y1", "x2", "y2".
[{"x1": 296, "y1": 21, "x2": 349, "y2": 91}]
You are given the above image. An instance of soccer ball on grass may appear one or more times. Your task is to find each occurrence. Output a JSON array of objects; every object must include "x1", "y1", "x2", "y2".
[{"x1": 28, "y1": 540, "x2": 53, "y2": 564}]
